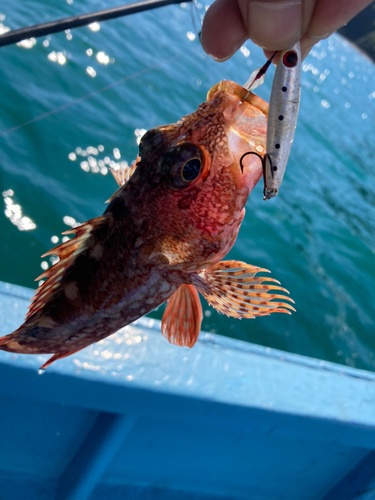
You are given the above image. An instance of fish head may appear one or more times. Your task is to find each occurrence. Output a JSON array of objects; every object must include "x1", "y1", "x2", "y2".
[{"x1": 128, "y1": 81, "x2": 268, "y2": 270}]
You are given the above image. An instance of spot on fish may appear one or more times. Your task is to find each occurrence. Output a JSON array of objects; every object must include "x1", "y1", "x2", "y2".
[
  {"x1": 135, "y1": 237, "x2": 143, "y2": 248},
  {"x1": 37, "y1": 316, "x2": 57, "y2": 328},
  {"x1": 159, "y1": 282, "x2": 171, "y2": 293},
  {"x1": 7, "y1": 340, "x2": 23, "y2": 352},
  {"x1": 64, "y1": 282, "x2": 79, "y2": 300},
  {"x1": 90, "y1": 244, "x2": 104, "y2": 260}
]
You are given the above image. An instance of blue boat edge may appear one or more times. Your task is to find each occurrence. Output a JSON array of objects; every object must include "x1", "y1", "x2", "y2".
[{"x1": 0, "y1": 279, "x2": 374, "y2": 500}]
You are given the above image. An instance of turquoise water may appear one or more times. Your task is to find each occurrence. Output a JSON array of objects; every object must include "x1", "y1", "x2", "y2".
[{"x1": 0, "y1": 1, "x2": 374, "y2": 370}]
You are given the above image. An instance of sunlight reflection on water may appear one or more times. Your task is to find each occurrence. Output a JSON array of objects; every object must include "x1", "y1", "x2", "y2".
[
  {"x1": 2, "y1": 190, "x2": 36, "y2": 231},
  {"x1": 0, "y1": 2, "x2": 374, "y2": 370}
]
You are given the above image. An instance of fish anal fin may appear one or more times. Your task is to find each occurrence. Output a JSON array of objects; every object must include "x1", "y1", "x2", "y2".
[
  {"x1": 161, "y1": 284, "x2": 203, "y2": 348},
  {"x1": 40, "y1": 349, "x2": 82, "y2": 370},
  {"x1": 190, "y1": 260, "x2": 295, "y2": 319}
]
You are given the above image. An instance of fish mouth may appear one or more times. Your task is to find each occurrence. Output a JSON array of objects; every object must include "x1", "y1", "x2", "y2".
[
  {"x1": 207, "y1": 80, "x2": 268, "y2": 119},
  {"x1": 207, "y1": 81, "x2": 268, "y2": 157},
  {"x1": 207, "y1": 80, "x2": 268, "y2": 189}
]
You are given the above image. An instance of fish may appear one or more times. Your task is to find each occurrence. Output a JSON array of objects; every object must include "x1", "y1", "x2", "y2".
[{"x1": 0, "y1": 80, "x2": 295, "y2": 369}]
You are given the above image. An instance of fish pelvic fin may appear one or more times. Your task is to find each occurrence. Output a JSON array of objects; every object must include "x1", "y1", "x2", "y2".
[
  {"x1": 190, "y1": 260, "x2": 295, "y2": 319},
  {"x1": 161, "y1": 284, "x2": 203, "y2": 348},
  {"x1": 27, "y1": 215, "x2": 107, "y2": 321},
  {"x1": 39, "y1": 349, "x2": 82, "y2": 370}
]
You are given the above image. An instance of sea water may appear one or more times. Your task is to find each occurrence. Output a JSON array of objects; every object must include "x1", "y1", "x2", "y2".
[{"x1": 0, "y1": 0, "x2": 374, "y2": 370}]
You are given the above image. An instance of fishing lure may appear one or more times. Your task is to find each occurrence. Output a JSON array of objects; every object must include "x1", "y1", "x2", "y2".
[
  {"x1": 263, "y1": 42, "x2": 301, "y2": 199},
  {"x1": 244, "y1": 43, "x2": 301, "y2": 200}
]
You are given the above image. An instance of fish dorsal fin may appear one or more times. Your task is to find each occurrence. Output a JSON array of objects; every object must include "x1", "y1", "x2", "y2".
[
  {"x1": 161, "y1": 284, "x2": 203, "y2": 348},
  {"x1": 106, "y1": 158, "x2": 140, "y2": 203},
  {"x1": 109, "y1": 160, "x2": 138, "y2": 187},
  {"x1": 26, "y1": 215, "x2": 107, "y2": 321},
  {"x1": 110, "y1": 157, "x2": 140, "y2": 187},
  {"x1": 190, "y1": 260, "x2": 295, "y2": 318}
]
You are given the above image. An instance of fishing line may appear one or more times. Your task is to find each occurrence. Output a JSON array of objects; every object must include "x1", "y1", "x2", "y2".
[
  {"x1": 0, "y1": 0, "x2": 192, "y2": 48},
  {"x1": 190, "y1": 0, "x2": 202, "y2": 40},
  {"x1": 245, "y1": 51, "x2": 277, "y2": 91},
  {"x1": 0, "y1": 55, "x2": 179, "y2": 138}
]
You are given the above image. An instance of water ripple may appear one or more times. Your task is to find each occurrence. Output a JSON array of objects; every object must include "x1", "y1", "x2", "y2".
[{"x1": 0, "y1": 1, "x2": 374, "y2": 370}]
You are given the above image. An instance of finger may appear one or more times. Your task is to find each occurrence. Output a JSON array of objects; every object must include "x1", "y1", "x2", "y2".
[
  {"x1": 237, "y1": 0, "x2": 316, "y2": 51},
  {"x1": 300, "y1": 0, "x2": 374, "y2": 59},
  {"x1": 200, "y1": 0, "x2": 248, "y2": 61}
]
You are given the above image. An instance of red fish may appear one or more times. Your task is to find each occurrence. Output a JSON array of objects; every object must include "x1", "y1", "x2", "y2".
[{"x1": 0, "y1": 81, "x2": 295, "y2": 369}]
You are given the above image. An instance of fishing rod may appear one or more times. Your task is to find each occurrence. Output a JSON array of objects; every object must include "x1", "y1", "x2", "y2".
[{"x1": 0, "y1": 0, "x2": 193, "y2": 48}]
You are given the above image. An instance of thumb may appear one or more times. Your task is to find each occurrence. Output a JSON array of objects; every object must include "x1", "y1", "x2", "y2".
[{"x1": 236, "y1": 0, "x2": 312, "y2": 51}]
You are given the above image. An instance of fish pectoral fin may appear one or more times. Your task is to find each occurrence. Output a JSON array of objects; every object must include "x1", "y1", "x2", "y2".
[
  {"x1": 190, "y1": 260, "x2": 296, "y2": 319},
  {"x1": 40, "y1": 349, "x2": 82, "y2": 370},
  {"x1": 161, "y1": 284, "x2": 203, "y2": 348}
]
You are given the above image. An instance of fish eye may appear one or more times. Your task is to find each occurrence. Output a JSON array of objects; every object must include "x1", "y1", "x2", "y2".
[
  {"x1": 162, "y1": 143, "x2": 205, "y2": 189},
  {"x1": 181, "y1": 158, "x2": 202, "y2": 181}
]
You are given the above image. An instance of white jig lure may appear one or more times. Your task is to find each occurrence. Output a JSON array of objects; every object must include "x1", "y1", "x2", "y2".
[{"x1": 263, "y1": 42, "x2": 301, "y2": 200}]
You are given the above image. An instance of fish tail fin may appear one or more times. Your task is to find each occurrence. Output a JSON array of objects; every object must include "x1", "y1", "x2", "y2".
[
  {"x1": 0, "y1": 333, "x2": 11, "y2": 349},
  {"x1": 161, "y1": 284, "x2": 203, "y2": 348},
  {"x1": 0, "y1": 327, "x2": 27, "y2": 353},
  {"x1": 39, "y1": 349, "x2": 82, "y2": 370},
  {"x1": 0, "y1": 330, "x2": 81, "y2": 368},
  {"x1": 0, "y1": 322, "x2": 56, "y2": 354}
]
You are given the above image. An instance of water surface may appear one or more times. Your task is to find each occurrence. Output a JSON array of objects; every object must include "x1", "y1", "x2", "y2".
[{"x1": 0, "y1": 0, "x2": 374, "y2": 370}]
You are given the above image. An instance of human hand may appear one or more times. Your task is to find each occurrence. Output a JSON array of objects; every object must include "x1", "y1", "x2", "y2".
[{"x1": 200, "y1": 0, "x2": 374, "y2": 62}]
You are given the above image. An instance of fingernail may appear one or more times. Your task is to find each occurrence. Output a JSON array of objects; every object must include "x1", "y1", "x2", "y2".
[
  {"x1": 248, "y1": 1, "x2": 302, "y2": 50},
  {"x1": 212, "y1": 54, "x2": 232, "y2": 63},
  {"x1": 308, "y1": 31, "x2": 334, "y2": 41},
  {"x1": 207, "y1": 37, "x2": 245, "y2": 62}
]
